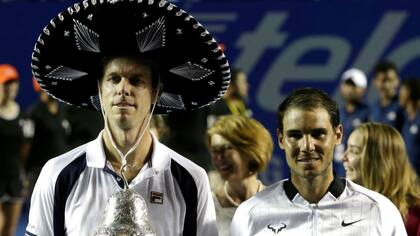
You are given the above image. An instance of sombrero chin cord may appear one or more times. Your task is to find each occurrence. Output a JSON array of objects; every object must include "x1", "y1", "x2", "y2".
[{"x1": 97, "y1": 81, "x2": 160, "y2": 189}]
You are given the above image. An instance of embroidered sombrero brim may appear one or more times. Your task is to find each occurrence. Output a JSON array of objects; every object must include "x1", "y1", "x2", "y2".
[{"x1": 31, "y1": 0, "x2": 230, "y2": 114}]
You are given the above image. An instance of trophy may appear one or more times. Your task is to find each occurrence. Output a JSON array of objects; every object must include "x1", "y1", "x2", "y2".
[{"x1": 94, "y1": 161, "x2": 155, "y2": 236}]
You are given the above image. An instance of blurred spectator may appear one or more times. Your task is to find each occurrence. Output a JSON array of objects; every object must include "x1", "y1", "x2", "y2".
[
  {"x1": 63, "y1": 104, "x2": 103, "y2": 149},
  {"x1": 370, "y1": 61, "x2": 405, "y2": 131},
  {"x1": 335, "y1": 68, "x2": 369, "y2": 177},
  {"x1": 343, "y1": 123, "x2": 420, "y2": 235},
  {"x1": 162, "y1": 68, "x2": 252, "y2": 172},
  {"x1": 206, "y1": 115, "x2": 273, "y2": 236},
  {"x1": 0, "y1": 64, "x2": 29, "y2": 236},
  {"x1": 0, "y1": 79, "x2": 3, "y2": 101},
  {"x1": 162, "y1": 109, "x2": 212, "y2": 171},
  {"x1": 24, "y1": 79, "x2": 71, "y2": 197},
  {"x1": 207, "y1": 68, "x2": 252, "y2": 126},
  {"x1": 399, "y1": 79, "x2": 420, "y2": 175}
]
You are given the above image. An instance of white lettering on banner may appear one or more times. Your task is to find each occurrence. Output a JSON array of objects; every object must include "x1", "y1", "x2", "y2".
[
  {"x1": 233, "y1": 11, "x2": 411, "y2": 112},
  {"x1": 197, "y1": 11, "x2": 419, "y2": 113},
  {"x1": 345, "y1": 12, "x2": 407, "y2": 102},
  {"x1": 352, "y1": 12, "x2": 407, "y2": 73},
  {"x1": 256, "y1": 36, "x2": 350, "y2": 111},
  {"x1": 388, "y1": 37, "x2": 420, "y2": 69},
  {"x1": 235, "y1": 13, "x2": 288, "y2": 75}
]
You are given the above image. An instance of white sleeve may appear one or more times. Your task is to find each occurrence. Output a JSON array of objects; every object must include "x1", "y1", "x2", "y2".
[
  {"x1": 391, "y1": 223, "x2": 408, "y2": 236},
  {"x1": 25, "y1": 162, "x2": 55, "y2": 236},
  {"x1": 383, "y1": 201, "x2": 407, "y2": 236},
  {"x1": 196, "y1": 169, "x2": 219, "y2": 236},
  {"x1": 230, "y1": 203, "x2": 251, "y2": 236}
]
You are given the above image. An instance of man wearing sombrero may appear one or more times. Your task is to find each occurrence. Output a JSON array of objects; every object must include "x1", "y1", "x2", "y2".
[{"x1": 26, "y1": 0, "x2": 230, "y2": 235}]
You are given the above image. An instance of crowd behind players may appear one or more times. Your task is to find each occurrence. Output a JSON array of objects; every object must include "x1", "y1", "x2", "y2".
[
  {"x1": 0, "y1": 61, "x2": 419, "y2": 235},
  {"x1": 335, "y1": 61, "x2": 420, "y2": 178}
]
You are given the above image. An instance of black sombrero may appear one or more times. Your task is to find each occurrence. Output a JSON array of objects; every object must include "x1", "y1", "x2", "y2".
[{"x1": 31, "y1": 0, "x2": 230, "y2": 114}]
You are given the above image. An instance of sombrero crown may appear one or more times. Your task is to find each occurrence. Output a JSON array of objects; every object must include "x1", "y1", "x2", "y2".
[{"x1": 31, "y1": 0, "x2": 230, "y2": 114}]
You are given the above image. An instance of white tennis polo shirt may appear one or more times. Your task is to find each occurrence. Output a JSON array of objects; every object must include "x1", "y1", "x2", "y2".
[
  {"x1": 25, "y1": 131, "x2": 217, "y2": 236},
  {"x1": 231, "y1": 176, "x2": 407, "y2": 236}
]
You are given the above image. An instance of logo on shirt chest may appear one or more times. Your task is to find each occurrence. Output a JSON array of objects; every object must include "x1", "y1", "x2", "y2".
[
  {"x1": 150, "y1": 191, "x2": 163, "y2": 204},
  {"x1": 341, "y1": 219, "x2": 363, "y2": 227},
  {"x1": 267, "y1": 223, "x2": 287, "y2": 234}
]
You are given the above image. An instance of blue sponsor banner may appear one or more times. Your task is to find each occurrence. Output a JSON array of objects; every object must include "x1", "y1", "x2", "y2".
[
  {"x1": 1, "y1": 0, "x2": 419, "y2": 183},
  {"x1": 188, "y1": 1, "x2": 420, "y2": 183}
]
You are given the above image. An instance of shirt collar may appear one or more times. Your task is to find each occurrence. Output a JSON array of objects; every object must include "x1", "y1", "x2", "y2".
[
  {"x1": 284, "y1": 174, "x2": 345, "y2": 202},
  {"x1": 149, "y1": 132, "x2": 171, "y2": 173},
  {"x1": 86, "y1": 130, "x2": 171, "y2": 174},
  {"x1": 86, "y1": 130, "x2": 107, "y2": 168}
]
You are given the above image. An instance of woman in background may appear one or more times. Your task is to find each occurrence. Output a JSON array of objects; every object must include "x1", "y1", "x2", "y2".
[
  {"x1": 343, "y1": 122, "x2": 420, "y2": 236},
  {"x1": 206, "y1": 115, "x2": 273, "y2": 236},
  {"x1": 0, "y1": 64, "x2": 29, "y2": 236}
]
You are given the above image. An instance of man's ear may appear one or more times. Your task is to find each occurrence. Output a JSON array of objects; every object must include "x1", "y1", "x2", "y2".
[
  {"x1": 335, "y1": 124, "x2": 343, "y2": 145},
  {"x1": 277, "y1": 128, "x2": 285, "y2": 150}
]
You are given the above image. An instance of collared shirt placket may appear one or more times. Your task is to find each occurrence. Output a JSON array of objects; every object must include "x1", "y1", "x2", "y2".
[{"x1": 309, "y1": 203, "x2": 319, "y2": 236}]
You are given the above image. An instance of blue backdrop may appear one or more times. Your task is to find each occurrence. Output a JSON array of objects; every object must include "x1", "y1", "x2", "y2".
[{"x1": 1, "y1": 0, "x2": 420, "y2": 184}]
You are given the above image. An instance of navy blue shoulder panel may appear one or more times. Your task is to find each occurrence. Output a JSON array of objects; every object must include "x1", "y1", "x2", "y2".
[
  {"x1": 53, "y1": 154, "x2": 87, "y2": 236},
  {"x1": 170, "y1": 160, "x2": 198, "y2": 236},
  {"x1": 24, "y1": 230, "x2": 37, "y2": 236}
]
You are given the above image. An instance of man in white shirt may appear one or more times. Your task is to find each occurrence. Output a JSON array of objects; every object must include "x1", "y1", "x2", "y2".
[
  {"x1": 231, "y1": 88, "x2": 407, "y2": 236},
  {"x1": 25, "y1": 0, "x2": 230, "y2": 235}
]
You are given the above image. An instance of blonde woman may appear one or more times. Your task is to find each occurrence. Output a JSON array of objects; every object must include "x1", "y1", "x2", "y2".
[
  {"x1": 343, "y1": 122, "x2": 420, "y2": 235},
  {"x1": 206, "y1": 115, "x2": 273, "y2": 236}
]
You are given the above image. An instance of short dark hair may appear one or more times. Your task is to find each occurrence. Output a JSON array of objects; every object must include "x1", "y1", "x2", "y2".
[
  {"x1": 374, "y1": 61, "x2": 398, "y2": 75},
  {"x1": 402, "y1": 79, "x2": 420, "y2": 103},
  {"x1": 277, "y1": 88, "x2": 340, "y2": 132},
  {"x1": 98, "y1": 55, "x2": 160, "y2": 89}
]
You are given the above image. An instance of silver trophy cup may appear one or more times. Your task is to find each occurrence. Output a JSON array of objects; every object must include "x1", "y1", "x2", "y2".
[{"x1": 94, "y1": 188, "x2": 156, "y2": 236}]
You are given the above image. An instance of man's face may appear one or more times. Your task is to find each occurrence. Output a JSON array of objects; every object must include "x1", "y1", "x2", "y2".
[
  {"x1": 4, "y1": 80, "x2": 19, "y2": 101},
  {"x1": 340, "y1": 81, "x2": 365, "y2": 103},
  {"x1": 374, "y1": 70, "x2": 400, "y2": 99},
  {"x1": 277, "y1": 107, "x2": 342, "y2": 180},
  {"x1": 100, "y1": 57, "x2": 155, "y2": 130}
]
